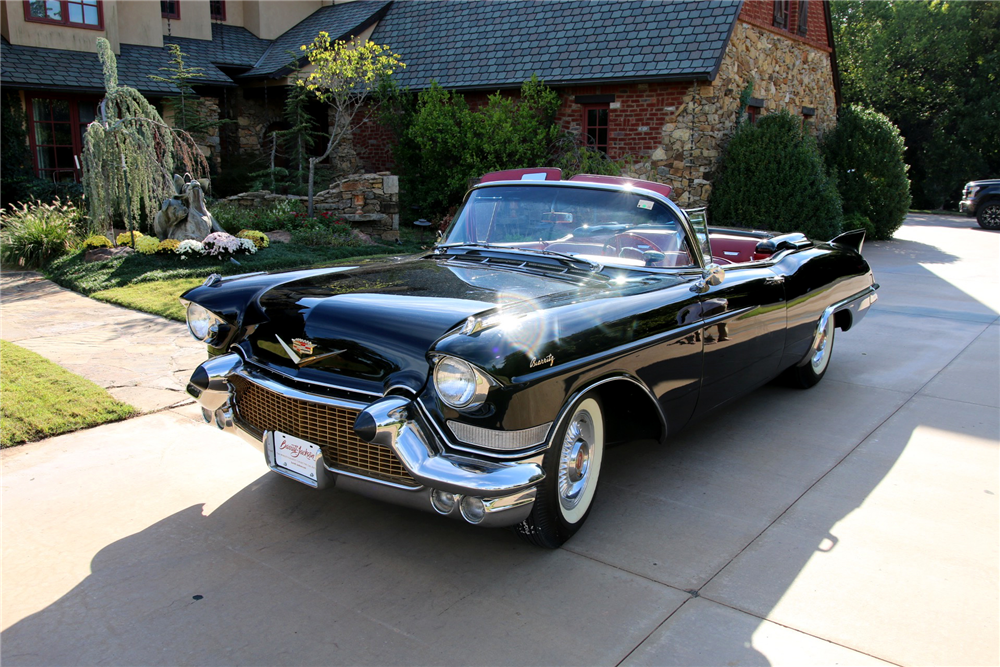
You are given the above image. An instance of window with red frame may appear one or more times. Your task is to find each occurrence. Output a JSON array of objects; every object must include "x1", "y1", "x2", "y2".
[
  {"x1": 210, "y1": 0, "x2": 225, "y2": 21},
  {"x1": 583, "y1": 105, "x2": 609, "y2": 154},
  {"x1": 746, "y1": 103, "x2": 763, "y2": 125},
  {"x1": 26, "y1": 95, "x2": 98, "y2": 183},
  {"x1": 161, "y1": 0, "x2": 179, "y2": 19},
  {"x1": 23, "y1": 0, "x2": 103, "y2": 29},
  {"x1": 773, "y1": 0, "x2": 789, "y2": 30}
]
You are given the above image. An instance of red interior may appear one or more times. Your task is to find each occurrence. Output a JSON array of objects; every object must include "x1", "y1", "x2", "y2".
[{"x1": 709, "y1": 233, "x2": 771, "y2": 264}]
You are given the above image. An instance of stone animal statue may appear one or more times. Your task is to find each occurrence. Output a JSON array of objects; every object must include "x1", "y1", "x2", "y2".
[{"x1": 154, "y1": 174, "x2": 224, "y2": 241}]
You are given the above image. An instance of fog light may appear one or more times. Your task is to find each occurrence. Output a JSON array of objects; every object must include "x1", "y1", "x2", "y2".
[
  {"x1": 430, "y1": 490, "x2": 458, "y2": 515},
  {"x1": 201, "y1": 407, "x2": 213, "y2": 424},
  {"x1": 214, "y1": 407, "x2": 233, "y2": 430},
  {"x1": 460, "y1": 496, "x2": 486, "y2": 524}
]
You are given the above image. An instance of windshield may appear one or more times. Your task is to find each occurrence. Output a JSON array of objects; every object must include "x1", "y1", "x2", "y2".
[{"x1": 440, "y1": 184, "x2": 697, "y2": 269}]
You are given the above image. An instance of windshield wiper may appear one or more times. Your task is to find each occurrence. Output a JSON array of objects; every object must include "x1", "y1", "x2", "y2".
[{"x1": 435, "y1": 243, "x2": 604, "y2": 274}]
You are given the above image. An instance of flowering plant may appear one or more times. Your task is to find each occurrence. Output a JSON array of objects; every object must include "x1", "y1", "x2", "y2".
[
  {"x1": 83, "y1": 235, "x2": 112, "y2": 249},
  {"x1": 116, "y1": 231, "x2": 144, "y2": 247},
  {"x1": 135, "y1": 236, "x2": 160, "y2": 255},
  {"x1": 157, "y1": 239, "x2": 181, "y2": 255},
  {"x1": 237, "y1": 229, "x2": 270, "y2": 249},
  {"x1": 176, "y1": 240, "x2": 204, "y2": 260},
  {"x1": 202, "y1": 232, "x2": 244, "y2": 257}
]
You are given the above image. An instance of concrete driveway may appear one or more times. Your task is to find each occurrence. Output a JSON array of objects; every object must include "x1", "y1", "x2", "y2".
[{"x1": 2, "y1": 214, "x2": 997, "y2": 666}]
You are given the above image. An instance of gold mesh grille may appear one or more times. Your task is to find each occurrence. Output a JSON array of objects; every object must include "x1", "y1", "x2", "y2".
[{"x1": 230, "y1": 376, "x2": 417, "y2": 487}]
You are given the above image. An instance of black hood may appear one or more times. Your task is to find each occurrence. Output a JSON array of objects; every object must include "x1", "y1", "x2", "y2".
[{"x1": 245, "y1": 256, "x2": 597, "y2": 393}]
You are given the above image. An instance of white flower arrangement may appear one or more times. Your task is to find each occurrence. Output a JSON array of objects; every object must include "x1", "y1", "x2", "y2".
[
  {"x1": 238, "y1": 238, "x2": 258, "y2": 254},
  {"x1": 176, "y1": 240, "x2": 204, "y2": 259},
  {"x1": 202, "y1": 232, "x2": 243, "y2": 257}
]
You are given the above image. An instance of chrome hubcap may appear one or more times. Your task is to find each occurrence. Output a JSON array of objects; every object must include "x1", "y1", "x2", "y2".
[{"x1": 558, "y1": 413, "x2": 594, "y2": 509}]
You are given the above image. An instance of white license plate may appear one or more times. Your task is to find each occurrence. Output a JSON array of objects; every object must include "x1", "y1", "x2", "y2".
[{"x1": 273, "y1": 431, "x2": 320, "y2": 481}]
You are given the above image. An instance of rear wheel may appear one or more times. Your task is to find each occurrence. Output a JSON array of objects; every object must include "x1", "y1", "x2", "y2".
[
  {"x1": 785, "y1": 316, "x2": 835, "y2": 389},
  {"x1": 515, "y1": 394, "x2": 605, "y2": 548},
  {"x1": 976, "y1": 202, "x2": 1000, "y2": 229}
]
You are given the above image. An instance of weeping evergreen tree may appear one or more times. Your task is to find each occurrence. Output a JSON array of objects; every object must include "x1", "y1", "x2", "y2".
[{"x1": 82, "y1": 38, "x2": 207, "y2": 241}]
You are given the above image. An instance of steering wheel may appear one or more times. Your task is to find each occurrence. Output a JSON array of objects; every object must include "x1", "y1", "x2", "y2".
[{"x1": 602, "y1": 232, "x2": 664, "y2": 259}]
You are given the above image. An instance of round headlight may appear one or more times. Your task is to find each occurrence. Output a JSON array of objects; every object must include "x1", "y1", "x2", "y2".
[
  {"x1": 433, "y1": 356, "x2": 493, "y2": 410},
  {"x1": 186, "y1": 303, "x2": 214, "y2": 341},
  {"x1": 434, "y1": 357, "x2": 478, "y2": 407}
]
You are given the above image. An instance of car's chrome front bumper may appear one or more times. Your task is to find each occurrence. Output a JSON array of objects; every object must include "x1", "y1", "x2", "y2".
[
  {"x1": 186, "y1": 353, "x2": 542, "y2": 528},
  {"x1": 959, "y1": 198, "x2": 974, "y2": 215}
]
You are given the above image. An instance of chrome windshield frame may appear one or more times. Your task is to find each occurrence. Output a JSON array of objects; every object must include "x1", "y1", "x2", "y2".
[{"x1": 440, "y1": 180, "x2": 709, "y2": 271}]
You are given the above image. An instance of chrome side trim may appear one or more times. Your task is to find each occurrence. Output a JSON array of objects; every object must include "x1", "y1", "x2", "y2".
[
  {"x1": 799, "y1": 285, "x2": 879, "y2": 367},
  {"x1": 416, "y1": 399, "x2": 553, "y2": 460},
  {"x1": 550, "y1": 375, "x2": 668, "y2": 449},
  {"x1": 447, "y1": 420, "x2": 552, "y2": 451}
]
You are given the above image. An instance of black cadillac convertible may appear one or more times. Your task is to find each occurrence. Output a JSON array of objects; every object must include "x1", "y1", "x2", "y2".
[{"x1": 181, "y1": 169, "x2": 877, "y2": 547}]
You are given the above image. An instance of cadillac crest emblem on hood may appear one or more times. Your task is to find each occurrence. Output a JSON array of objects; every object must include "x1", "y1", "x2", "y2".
[
  {"x1": 291, "y1": 338, "x2": 315, "y2": 355},
  {"x1": 274, "y1": 334, "x2": 345, "y2": 367}
]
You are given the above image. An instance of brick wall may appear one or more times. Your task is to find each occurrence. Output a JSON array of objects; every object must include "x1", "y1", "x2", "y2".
[
  {"x1": 739, "y1": 0, "x2": 832, "y2": 52},
  {"x1": 554, "y1": 81, "x2": 693, "y2": 159}
]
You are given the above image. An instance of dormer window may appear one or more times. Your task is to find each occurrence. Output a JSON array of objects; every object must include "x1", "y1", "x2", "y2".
[
  {"x1": 23, "y1": 0, "x2": 103, "y2": 30},
  {"x1": 210, "y1": 0, "x2": 225, "y2": 21},
  {"x1": 161, "y1": 0, "x2": 180, "y2": 19}
]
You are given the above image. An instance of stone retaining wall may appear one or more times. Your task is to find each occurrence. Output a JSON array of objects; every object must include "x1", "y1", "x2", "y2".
[{"x1": 223, "y1": 172, "x2": 400, "y2": 241}]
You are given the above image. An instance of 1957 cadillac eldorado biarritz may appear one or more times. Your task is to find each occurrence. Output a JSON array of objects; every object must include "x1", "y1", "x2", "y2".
[{"x1": 181, "y1": 169, "x2": 878, "y2": 547}]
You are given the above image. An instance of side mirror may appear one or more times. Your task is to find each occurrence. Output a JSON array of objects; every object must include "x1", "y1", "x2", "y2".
[
  {"x1": 704, "y1": 263, "x2": 725, "y2": 286},
  {"x1": 690, "y1": 263, "x2": 725, "y2": 294}
]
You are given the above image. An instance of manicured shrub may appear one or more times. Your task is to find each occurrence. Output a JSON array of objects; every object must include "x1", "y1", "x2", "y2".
[
  {"x1": 392, "y1": 76, "x2": 563, "y2": 220},
  {"x1": 841, "y1": 212, "x2": 875, "y2": 239},
  {"x1": 822, "y1": 105, "x2": 911, "y2": 240},
  {"x1": 237, "y1": 229, "x2": 270, "y2": 249},
  {"x1": 291, "y1": 220, "x2": 363, "y2": 247},
  {"x1": 0, "y1": 199, "x2": 83, "y2": 268},
  {"x1": 156, "y1": 238, "x2": 181, "y2": 255},
  {"x1": 135, "y1": 236, "x2": 160, "y2": 255},
  {"x1": 211, "y1": 199, "x2": 303, "y2": 234},
  {"x1": 83, "y1": 235, "x2": 113, "y2": 249},
  {"x1": 116, "y1": 230, "x2": 145, "y2": 247},
  {"x1": 708, "y1": 111, "x2": 843, "y2": 240}
]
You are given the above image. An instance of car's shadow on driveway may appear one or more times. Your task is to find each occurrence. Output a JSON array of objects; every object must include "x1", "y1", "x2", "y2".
[{"x1": 2, "y1": 216, "x2": 997, "y2": 666}]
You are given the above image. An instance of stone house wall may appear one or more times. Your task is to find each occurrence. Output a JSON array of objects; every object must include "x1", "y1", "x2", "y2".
[{"x1": 222, "y1": 172, "x2": 400, "y2": 241}]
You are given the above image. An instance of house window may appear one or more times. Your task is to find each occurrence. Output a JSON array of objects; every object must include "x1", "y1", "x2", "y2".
[
  {"x1": 773, "y1": 0, "x2": 789, "y2": 30},
  {"x1": 23, "y1": 0, "x2": 103, "y2": 29},
  {"x1": 746, "y1": 98, "x2": 765, "y2": 125},
  {"x1": 161, "y1": 0, "x2": 179, "y2": 19},
  {"x1": 797, "y1": 0, "x2": 809, "y2": 35},
  {"x1": 583, "y1": 105, "x2": 609, "y2": 154},
  {"x1": 210, "y1": 0, "x2": 225, "y2": 21},
  {"x1": 26, "y1": 95, "x2": 98, "y2": 183}
]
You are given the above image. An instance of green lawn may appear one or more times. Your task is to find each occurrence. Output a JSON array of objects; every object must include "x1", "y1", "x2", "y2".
[
  {"x1": 92, "y1": 277, "x2": 205, "y2": 322},
  {"x1": 0, "y1": 340, "x2": 138, "y2": 447}
]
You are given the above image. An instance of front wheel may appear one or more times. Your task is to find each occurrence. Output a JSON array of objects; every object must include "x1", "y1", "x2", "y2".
[
  {"x1": 977, "y1": 202, "x2": 1000, "y2": 230},
  {"x1": 784, "y1": 316, "x2": 835, "y2": 389},
  {"x1": 515, "y1": 394, "x2": 605, "y2": 548}
]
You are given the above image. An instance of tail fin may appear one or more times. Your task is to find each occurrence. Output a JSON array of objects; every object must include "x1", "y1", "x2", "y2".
[{"x1": 831, "y1": 229, "x2": 866, "y2": 253}]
